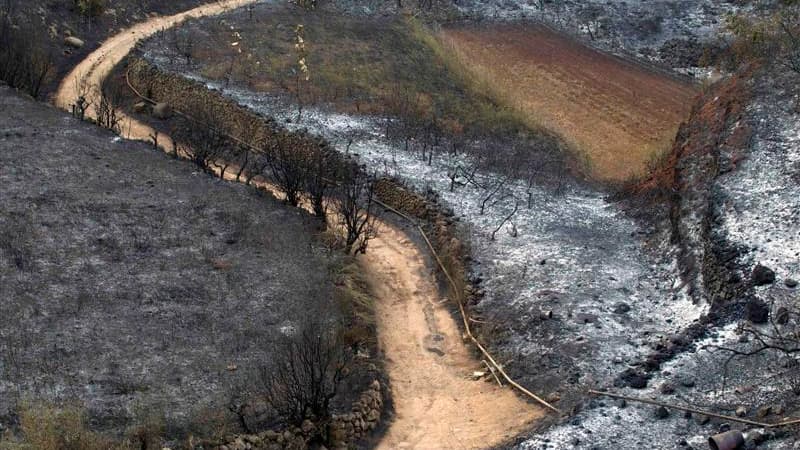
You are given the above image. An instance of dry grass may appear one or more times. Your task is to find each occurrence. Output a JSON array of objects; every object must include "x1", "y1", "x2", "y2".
[
  {"x1": 177, "y1": 5, "x2": 534, "y2": 138},
  {"x1": 0, "y1": 402, "x2": 132, "y2": 450},
  {"x1": 438, "y1": 24, "x2": 698, "y2": 181}
]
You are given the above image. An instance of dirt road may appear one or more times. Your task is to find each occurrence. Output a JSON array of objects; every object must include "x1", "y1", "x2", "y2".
[
  {"x1": 364, "y1": 226, "x2": 540, "y2": 449},
  {"x1": 441, "y1": 24, "x2": 697, "y2": 181},
  {"x1": 54, "y1": 0, "x2": 260, "y2": 114},
  {"x1": 52, "y1": 3, "x2": 542, "y2": 449}
]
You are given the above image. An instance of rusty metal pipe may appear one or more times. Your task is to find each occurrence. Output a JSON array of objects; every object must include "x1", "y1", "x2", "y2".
[{"x1": 708, "y1": 430, "x2": 744, "y2": 450}]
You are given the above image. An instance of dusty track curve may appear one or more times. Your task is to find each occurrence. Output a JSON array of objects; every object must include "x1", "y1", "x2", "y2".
[{"x1": 52, "y1": 3, "x2": 542, "y2": 449}]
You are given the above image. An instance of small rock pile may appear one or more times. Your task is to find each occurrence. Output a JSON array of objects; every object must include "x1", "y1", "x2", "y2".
[
  {"x1": 216, "y1": 381, "x2": 383, "y2": 450},
  {"x1": 329, "y1": 379, "x2": 383, "y2": 444}
]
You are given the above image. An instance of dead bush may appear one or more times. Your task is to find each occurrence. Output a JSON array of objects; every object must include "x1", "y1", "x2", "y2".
[
  {"x1": 0, "y1": 3, "x2": 52, "y2": 98},
  {"x1": 257, "y1": 321, "x2": 350, "y2": 427}
]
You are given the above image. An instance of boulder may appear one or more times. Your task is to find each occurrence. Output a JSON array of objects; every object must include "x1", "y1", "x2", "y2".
[
  {"x1": 786, "y1": 278, "x2": 798, "y2": 288},
  {"x1": 746, "y1": 298, "x2": 769, "y2": 324},
  {"x1": 752, "y1": 264, "x2": 776, "y2": 286},
  {"x1": 613, "y1": 302, "x2": 631, "y2": 314},
  {"x1": 152, "y1": 102, "x2": 172, "y2": 120},
  {"x1": 64, "y1": 36, "x2": 84, "y2": 48},
  {"x1": 654, "y1": 406, "x2": 670, "y2": 419}
]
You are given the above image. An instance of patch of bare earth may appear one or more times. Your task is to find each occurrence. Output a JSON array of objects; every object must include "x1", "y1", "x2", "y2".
[
  {"x1": 440, "y1": 24, "x2": 698, "y2": 181},
  {"x1": 362, "y1": 225, "x2": 541, "y2": 450}
]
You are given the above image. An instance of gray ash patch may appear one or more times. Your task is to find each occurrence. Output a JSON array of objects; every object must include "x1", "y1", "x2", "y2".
[{"x1": 0, "y1": 86, "x2": 336, "y2": 436}]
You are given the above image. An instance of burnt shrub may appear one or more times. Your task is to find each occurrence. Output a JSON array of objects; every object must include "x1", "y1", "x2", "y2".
[{"x1": 0, "y1": 3, "x2": 52, "y2": 98}]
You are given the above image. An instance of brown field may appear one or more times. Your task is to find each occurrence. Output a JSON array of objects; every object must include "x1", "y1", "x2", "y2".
[{"x1": 440, "y1": 24, "x2": 698, "y2": 181}]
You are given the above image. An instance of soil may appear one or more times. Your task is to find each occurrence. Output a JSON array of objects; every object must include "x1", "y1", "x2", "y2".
[
  {"x1": 440, "y1": 24, "x2": 698, "y2": 181},
  {"x1": 362, "y1": 223, "x2": 541, "y2": 449},
  {"x1": 51, "y1": 2, "x2": 544, "y2": 447}
]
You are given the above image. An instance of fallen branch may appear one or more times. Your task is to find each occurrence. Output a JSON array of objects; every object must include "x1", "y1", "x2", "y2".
[{"x1": 588, "y1": 390, "x2": 800, "y2": 428}]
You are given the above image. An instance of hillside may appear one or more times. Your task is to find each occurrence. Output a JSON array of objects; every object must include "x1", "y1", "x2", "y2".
[{"x1": 0, "y1": 83, "x2": 339, "y2": 440}]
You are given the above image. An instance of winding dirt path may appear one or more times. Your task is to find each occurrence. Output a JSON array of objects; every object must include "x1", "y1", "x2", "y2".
[
  {"x1": 52, "y1": 2, "x2": 542, "y2": 449},
  {"x1": 364, "y1": 227, "x2": 540, "y2": 449}
]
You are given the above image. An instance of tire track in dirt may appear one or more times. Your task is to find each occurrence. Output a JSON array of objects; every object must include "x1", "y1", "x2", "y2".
[{"x1": 52, "y1": 4, "x2": 543, "y2": 449}]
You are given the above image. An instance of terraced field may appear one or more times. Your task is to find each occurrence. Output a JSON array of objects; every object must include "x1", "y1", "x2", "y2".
[{"x1": 440, "y1": 24, "x2": 698, "y2": 181}]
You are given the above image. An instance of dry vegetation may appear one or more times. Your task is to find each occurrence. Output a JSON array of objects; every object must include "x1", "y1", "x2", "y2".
[{"x1": 438, "y1": 24, "x2": 698, "y2": 182}]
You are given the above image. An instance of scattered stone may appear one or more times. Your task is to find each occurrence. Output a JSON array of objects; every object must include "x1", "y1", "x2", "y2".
[
  {"x1": 301, "y1": 419, "x2": 315, "y2": 435},
  {"x1": 654, "y1": 406, "x2": 670, "y2": 419},
  {"x1": 618, "y1": 368, "x2": 648, "y2": 389},
  {"x1": 752, "y1": 264, "x2": 776, "y2": 286},
  {"x1": 576, "y1": 313, "x2": 597, "y2": 324},
  {"x1": 746, "y1": 298, "x2": 770, "y2": 324},
  {"x1": 613, "y1": 302, "x2": 631, "y2": 314},
  {"x1": 545, "y1": 392, "x2": 561, "y2": 403},
  {"x1": 786, "y1": 278, "x2": 798, "y2": 288},
  {"x1": 64, "y1": 36, "x2": 84, "y2": 48}
]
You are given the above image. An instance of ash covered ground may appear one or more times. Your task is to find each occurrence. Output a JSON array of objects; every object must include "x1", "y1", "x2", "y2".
[
  {"x1": 138, "y1": 2, "x2": 800, "y2": 448},
  {"x1": 0, "y1": 84, "x2": 338, "y2": 437}
]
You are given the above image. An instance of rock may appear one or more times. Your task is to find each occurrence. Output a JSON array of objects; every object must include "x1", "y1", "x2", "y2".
[
  {"x1": 746, "y1": 299, "x2": 770, "y2": 324},
  {"x1": 679, "y1": 376, "x2": 695, "y2": 388},
  {"x1": 752, "y1": 264, "x2": 776, "y2": 286},
  {"x1": 654, "y1": 406, "x2": 670, "y2": 419},
  {"x1": 616, "y1": 399, "x2": 627, "y2": 409},
  {"x1": 133, "y1": 101, "x2": 149, "y2": 113},
  {"x1": 301, "y1": 419, "x2": 315, "y2": 435},
  {"x1": 371, "y1": 379, "x2": 381, "y2": 391},
  {"x1": 576, "y1": 313, "x2": 597, "y2": 324},
  {"x1": 660, "y1": 383, "x2": 676, "y2": 395},
  {"x1": 786, "y1": 278, "x2": 798, "y2": 288},
  {"x1": 618, "y1": 368, "x2": 648, "y2": 389},
  {"x1": 696, "y1": 414, "x2": 710, "y2": 425},
  {"x1": 757, "y1": 406, "x2": 772, "y2": 418},
  {"x1": 613, "y1": 302, "x2": 631, "y2": 314},
  {"x1": 735, "y1": 406, "x2": 747, "y2": 417},
  {"x1": 366, "y1": 409, "x2": 380, "y2": 422},
  {"x1": 546, "y1": 392, "x2": 561, "y2": 403},
  {"x1": 152, "y1": 102, "x2": 172, "y2": 120},
  {"x1": 64, "y1": 36, "x2": 84, "y2": 48}
]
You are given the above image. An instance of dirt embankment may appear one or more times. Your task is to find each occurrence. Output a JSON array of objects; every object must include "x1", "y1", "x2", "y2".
[
  {"x1": 613, "y1": 69, "x2": 757, "y2": 387},
  {"x1": 439, "y1": 24, "x2": 698, "y2": 181}
]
